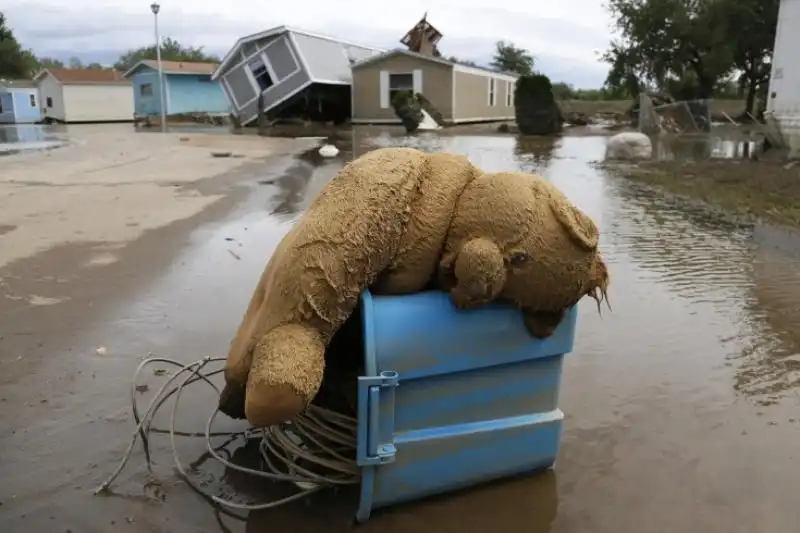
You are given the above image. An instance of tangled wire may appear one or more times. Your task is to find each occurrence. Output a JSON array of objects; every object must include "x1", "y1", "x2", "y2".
[{"x1": 95, "y1": 356, "x2": 360, "y2": 510}]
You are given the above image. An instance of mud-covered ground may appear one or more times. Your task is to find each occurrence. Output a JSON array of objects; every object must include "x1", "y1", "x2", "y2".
[
  {"x1": 2, "y1": 126, "x2": 800, "y2": 533},
  {"x1": 607, "y1": 141, "x2": 800, "y2": 228}
]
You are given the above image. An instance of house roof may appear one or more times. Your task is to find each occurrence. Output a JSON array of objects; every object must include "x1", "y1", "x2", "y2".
[
  {"x1": 0, "y1": 79, "x2": 36, "y2": 89},
  {"x1": 34, "y1": 68, "x2": 130, "y2": 85},
  {"x1": 351, "y1": 49, "x2": 520, "y2": 82},
  {"x1": 213, "y1": 25, "x2": 383, "y2": 81},
  {"x1": 122, "y1": 60, "x2": 219, "y2": 79}
]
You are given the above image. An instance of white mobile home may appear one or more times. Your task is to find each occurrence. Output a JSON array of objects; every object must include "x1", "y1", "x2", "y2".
[
  {"x1": 766, "y1": 0, "x2": 800, "y2": 154},
  {"x1": 33, "y1": 68, "x2": 133, "y2": 123}
]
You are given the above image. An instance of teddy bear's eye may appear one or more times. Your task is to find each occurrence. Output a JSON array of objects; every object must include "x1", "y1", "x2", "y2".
[{"x1": 508, "y1": 251, "x2": 529, "y2": 266}]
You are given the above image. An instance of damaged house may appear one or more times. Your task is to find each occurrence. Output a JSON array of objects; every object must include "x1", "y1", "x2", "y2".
[
  {"x1": 350, "y1": 14, "x2": 519, "y2": 125},
  {"x1": 212, "y1": 26, "x2": 383, "y2": 125}
]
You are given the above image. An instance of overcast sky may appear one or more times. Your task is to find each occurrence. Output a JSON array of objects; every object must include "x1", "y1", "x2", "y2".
[{"x1": 4, "y1": 0, "x2": 615, "y2": 88}]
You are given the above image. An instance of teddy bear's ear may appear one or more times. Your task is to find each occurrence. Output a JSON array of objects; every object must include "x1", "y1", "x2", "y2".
[
  {"x1": 548, "y1": 196, "x2": 599, "y2": 252},
  {"x1": 448, "y1": 238, "x2": 507, "y2": 309}
]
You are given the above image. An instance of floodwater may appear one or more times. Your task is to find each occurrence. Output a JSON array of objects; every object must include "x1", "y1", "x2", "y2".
[
  {"x1": 0, "y1": 124, "x2": 69, "y2": 155},
  {"x1": 2, "y1": 129, "x2": 800, "y2": 533}
]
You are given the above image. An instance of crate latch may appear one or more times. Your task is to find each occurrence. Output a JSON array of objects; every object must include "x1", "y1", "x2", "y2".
[{"x1": 356, "y1": 370, "x2": 399, "y2": 467}]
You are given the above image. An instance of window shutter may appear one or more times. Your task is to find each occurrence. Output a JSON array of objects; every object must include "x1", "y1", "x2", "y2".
[
  {"x1": 413, "y1": 69, "x2": 423, "y2": 94},
  {"x1": 380, "y1": 70, "x2": 389, "y2": 109}
]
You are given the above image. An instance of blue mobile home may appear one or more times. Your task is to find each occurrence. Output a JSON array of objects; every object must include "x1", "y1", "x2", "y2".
[
  {"x1": 123, "y1": 60, "x2": 230, "y2": 117},
  {"x1": 0, "y1": 80, "x2": 43, "y2": 124}
]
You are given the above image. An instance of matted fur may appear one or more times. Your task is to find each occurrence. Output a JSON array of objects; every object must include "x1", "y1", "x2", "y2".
[{"x1": 220, "y1": 148, "x2": 609, "y2": 427}]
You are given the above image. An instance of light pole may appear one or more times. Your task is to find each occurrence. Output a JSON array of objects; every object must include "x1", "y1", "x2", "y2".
[{"x1": 150, "y1": 2, "x2": 167, "y2": 133}]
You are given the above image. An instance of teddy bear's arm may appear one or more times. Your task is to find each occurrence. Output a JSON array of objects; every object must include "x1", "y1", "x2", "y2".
[{"x1": 442, "y1": 237, "x2": 507, "y2": 310}]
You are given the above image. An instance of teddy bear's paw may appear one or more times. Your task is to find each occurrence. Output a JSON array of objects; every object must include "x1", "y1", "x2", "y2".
[{"x1": 244, "y1": 324, "x2": 326, "y2": 427}]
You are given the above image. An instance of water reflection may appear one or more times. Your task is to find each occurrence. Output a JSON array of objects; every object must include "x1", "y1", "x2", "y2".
[
  {"x1": 514, "y1": 135, "x2": 560, "y2": 174},
  {"x1": 265, "y1": 155, "x2": 344, "y2": 220},
  {"x1": 0, "y1": 124, "x2": 68, "y2": 155},
  {"x1": 604, "y1": 173, "x2": 800, "y2": 405},
  {"x1": 244, "y1": 470, "x2": 558, "y2": 533},
  {"x1": 653, "y1": 134, "x2": 758, "y2": 161}
]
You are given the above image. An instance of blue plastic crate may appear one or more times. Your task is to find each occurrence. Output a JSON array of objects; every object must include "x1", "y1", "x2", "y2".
[{"x1": 354, "y1": 290, "x2": 577, "y2": 522}]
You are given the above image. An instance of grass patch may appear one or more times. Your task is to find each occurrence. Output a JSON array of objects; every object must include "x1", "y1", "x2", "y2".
[{"x1": 610, "y1": 159, "x2": 800, "y2": 228}]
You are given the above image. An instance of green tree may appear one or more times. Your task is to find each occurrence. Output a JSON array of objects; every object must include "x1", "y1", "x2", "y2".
[
  {"x1": 37, "y1": 57, "x2": 64, "y2": 69},
  {"x1": 68, "y1": 56, "x2": 83, "y2": 69},
  {"x1": 113, "y1": 37, "x2": 220, "y2": 71},
  {"x1": 447, "y1": 56, "x2": 479, "y2": 67},
  {"x1": 490, "y1": 41, "x2": 534, "y2": 76},
  {"x1": 550, "y1": 82, "x2": 575, "y2": 100},
  {"x1": 604, "y1": 0, "x2": 735, "y2": 99},
  {"x1": 720, "y1": 0, "x2": 779, "y2": 114},
  {"x1": 0, "y1": 13, "x2": 37, "y2": 78}
]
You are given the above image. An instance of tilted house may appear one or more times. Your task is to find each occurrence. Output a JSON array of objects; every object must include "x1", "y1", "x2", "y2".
[
  {"x1": 0, "y1": 79, "x2": 42, "y2": 124},
  {"x1": 212, "y1": 25, "x2": 383, "y2": 125}
]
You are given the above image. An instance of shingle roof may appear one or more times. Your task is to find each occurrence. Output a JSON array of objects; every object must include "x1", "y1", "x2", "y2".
[
  {"x1": 127, "y1": 60, "x2": 219, "y2": 77},
  {"x1": 37, "y1": 68, "x2": 130, "y2": 85}
]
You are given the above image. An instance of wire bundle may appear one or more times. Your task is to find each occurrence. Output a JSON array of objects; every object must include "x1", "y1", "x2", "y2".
[{"x1": 95, "y1": 356, "x2": 360, "y2": 511}]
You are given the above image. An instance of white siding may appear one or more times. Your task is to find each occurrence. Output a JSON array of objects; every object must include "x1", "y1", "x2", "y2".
[
  {"x1": 37, "y1": 74, "x2": 66, "y2": 122},
  {"x1": 62, "y1": 85, "x2": 134, "y2": 122},
  {"x1": 767, "y1": 0, "x2": 800, "y2": 154}
]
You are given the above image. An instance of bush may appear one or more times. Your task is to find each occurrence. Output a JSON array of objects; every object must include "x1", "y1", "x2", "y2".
[
  {"x1": 391, "y1": 90, "x2": 424, "y2": 132},
  {"x1": 514, "y1": 74, "x2": 563, "y2": 135}
]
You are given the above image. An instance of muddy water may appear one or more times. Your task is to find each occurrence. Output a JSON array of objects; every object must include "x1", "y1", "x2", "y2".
[{"x1": 2, "y1": 130, "x2": 800, "y2": 533}]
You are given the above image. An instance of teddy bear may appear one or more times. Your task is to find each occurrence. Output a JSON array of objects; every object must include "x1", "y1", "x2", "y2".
[{"x1": 219, "y1": 147, "x2": 609, "y2": 427}]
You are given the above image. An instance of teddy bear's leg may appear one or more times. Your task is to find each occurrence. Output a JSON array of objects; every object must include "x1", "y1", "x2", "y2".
[
  {"x1": 522, "y1": 308, "x2": 566, "y2": 339},
  {"x1": 244, "y1": 323, "x2": 326, "y2": 427},
  {"x1": 443, "y1": 237, "x2": 507, "y2": 310}
]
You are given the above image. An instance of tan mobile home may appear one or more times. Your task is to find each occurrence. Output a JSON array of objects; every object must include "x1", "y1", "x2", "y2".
[{"x1": 351, "y1": 50, "x2": 518, "y2": 125}]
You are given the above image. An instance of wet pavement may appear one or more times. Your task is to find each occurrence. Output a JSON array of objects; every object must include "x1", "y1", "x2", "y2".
[{"x1": 2, "y1": 129, "x2": 800, "y2": 533}]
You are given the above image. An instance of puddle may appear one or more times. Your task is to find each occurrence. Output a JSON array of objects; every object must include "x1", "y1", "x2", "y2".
[
  {"x1": 0, "y1": 124, "x2": 69, "y2": 156},
  {"x1": 2, "y1": 130, "x2": 800, "y2": 532}
]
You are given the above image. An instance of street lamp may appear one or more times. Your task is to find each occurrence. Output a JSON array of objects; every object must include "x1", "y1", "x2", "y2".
[{"x1": 150, "y1": 2, "x2": 167, "y2": 133}]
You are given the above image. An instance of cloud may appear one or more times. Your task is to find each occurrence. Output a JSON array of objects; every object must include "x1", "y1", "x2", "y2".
[{"x1": 2, "y1": 0, "x2": 613, "y2": 87}]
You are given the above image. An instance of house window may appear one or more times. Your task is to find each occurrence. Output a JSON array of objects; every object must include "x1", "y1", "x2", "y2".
[
  {"x1": 140, "y1": 83, "x2": 153, "y2": 97},
  {"x1": 249, "y1": 59, "x2": 274, "y2": 92},
  {"x1": 388, "y1": 73, "x2": 414, "y2": 104},
  {"x1": 46, "y1": 97, "x2": 53, "y2": 108},
  {"x1": 507, "y1": 81, "x2": 514, "y2": 107},
  {"x1": 488, "y1": 78, "x2": 496, "y2": 106},
  {"x1": 29, "y1": 94, "x2": 37, "y2": 107}
]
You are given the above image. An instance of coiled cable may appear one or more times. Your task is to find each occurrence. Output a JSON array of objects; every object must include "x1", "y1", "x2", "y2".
[{"x1": 94, "y1": 356, "x2": 360, "y2": 510}]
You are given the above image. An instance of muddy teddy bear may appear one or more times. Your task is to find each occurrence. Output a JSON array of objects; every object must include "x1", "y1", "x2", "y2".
[{"x1": 220, "y1": 147, "x2": 609, "y2": 427}]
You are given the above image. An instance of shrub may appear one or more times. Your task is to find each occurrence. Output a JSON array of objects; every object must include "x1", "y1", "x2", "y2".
[{"x1": 514, "y1": 74, "x2": 563, "y2": 135}]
